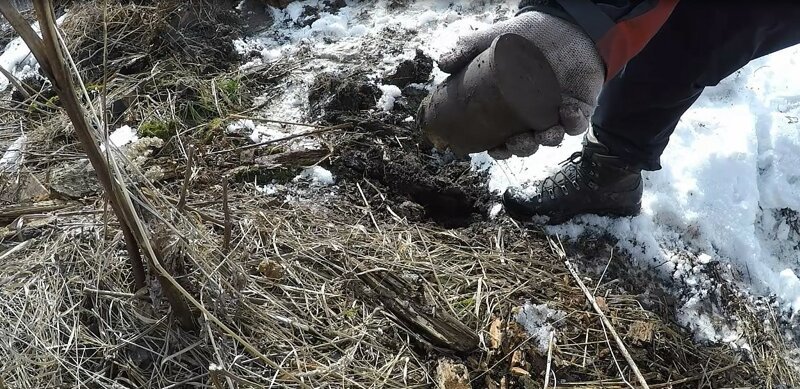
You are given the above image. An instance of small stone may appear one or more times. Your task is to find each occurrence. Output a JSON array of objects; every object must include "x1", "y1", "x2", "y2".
[
  {"x1": 258, "y1": 259, "x2": 284, "y2": 280},
  {"x1": 396, "y1": 200, "x2": 425, "y2": 221}
]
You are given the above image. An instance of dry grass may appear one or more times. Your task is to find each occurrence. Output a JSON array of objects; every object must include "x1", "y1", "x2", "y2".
[
  {"x1": 0, "y1": 187, "x2": 792, "y2": 387},
  {"x1": 0, "y1": 1, "x2": 798, "y2": 388}
]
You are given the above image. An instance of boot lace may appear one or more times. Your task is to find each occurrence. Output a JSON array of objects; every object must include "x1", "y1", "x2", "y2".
[{"x1": 537, "y1": 152, "x2": 589, "y2": 201}]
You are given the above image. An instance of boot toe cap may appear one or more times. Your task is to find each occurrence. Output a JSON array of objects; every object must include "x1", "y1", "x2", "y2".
[{"x1": 502, "y1": 186, "x2": 540, "y2": 221}]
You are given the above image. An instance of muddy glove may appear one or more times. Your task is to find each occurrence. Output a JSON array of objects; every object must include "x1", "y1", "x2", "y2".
[{"x1": 439, "y1": 11, "x2": 604, "y2": 159}]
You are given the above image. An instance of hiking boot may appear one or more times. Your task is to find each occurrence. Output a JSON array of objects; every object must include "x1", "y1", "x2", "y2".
[{"x1": 503, "y1": 131, "x2": 643, "y2": 224}]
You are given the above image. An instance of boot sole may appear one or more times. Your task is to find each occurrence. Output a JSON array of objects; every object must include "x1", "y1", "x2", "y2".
[
  {"x1": 505, "y1": 205, "x2": 641, "y2": 226},
  {"x1": 544, "y1": 205, "x2": 641, "y2": 225}
]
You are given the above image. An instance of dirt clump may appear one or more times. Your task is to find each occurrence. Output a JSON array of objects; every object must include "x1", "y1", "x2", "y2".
[
  {"x1": 384, "y1": 49, "x2": 434, "y2": 88},
  {"x1": 308, "y1": 71, "x2": 381, "y2": 120}
]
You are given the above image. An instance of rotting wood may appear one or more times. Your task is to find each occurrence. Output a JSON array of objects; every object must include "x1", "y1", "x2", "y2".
[
  {"x1": 355, "y1": 265, "x2": 479, "y2": 353},
  {"x1": 0, "y1": 200, "x2": 71, "y2": 223}
]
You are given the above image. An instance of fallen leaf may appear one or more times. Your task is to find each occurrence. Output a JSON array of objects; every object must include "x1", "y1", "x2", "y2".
[
  {"x1": 510, "y1": 350, "x2": 525, "y2": 368},
  {"x1": 627, "y1": 321, "x2": 656, "y2": 344},
  {"x1": 595, "y1": 296, "x2": 608, "y2": 312}
]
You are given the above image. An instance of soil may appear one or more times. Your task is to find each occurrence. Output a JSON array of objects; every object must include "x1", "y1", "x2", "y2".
[{"x1": 307, "y1": 68, "x2": 492, "y2": 228}]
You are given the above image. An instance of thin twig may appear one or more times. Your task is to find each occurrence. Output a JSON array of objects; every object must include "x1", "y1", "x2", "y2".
[
  {"x1": 551, "y1": 237, "x2": 650, "y2": 389},
  {"x1": 0, "y1": 66, "x2": 32, "y2": 100},
  {"x1": 649, "y1": 361, "x2": 740, "y2": 388},
  {"x1": 177, "y1": 145, "x2": 195, "y2": 211},
  {"x1": 222, "y1": 175, "x2": 231, "y2": 251},
  {"x1": 543, "y1": 331, "x2": 555, "y2": 389},
  {"x1": 228, "y1": 113, "x2": 327, "y2": 128},
  {"x1": 0, "y1": 240, "x2": 33, "y2": 262},
  {"x1": 207, "y1": 123, "x2": 352, "y2": 156}
]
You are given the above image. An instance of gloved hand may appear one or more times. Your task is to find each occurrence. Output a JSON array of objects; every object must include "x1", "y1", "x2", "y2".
[{"x1": 439, "y1": 11, "x2": 604, "y2": 159}]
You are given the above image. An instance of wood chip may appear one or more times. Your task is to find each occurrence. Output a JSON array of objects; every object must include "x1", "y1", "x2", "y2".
[
  {"x1": 435, "y1": 359, "x2": 470, "y2": 389},
  {"x1": 510, "y1": 350, "x2": 525, "y2": 368},
  {"x1": 510, "y1": 367, "x2": 530, "y2": 377},
  {"x1": 488, "y1": 317, "x2": 503, "y2": 349}
]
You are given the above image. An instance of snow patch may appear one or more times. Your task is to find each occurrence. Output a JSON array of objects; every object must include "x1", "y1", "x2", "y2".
[
  {"x1": 0, "y1": 14, "x2": 68, "y2": 91},
  {"x1": 515, "y1": 303, "x2": 566, "y2": 353},
  {"x1": 377, "y1": 84, "x2": 402, "y2": 111},
  {"x1": 294, "y1": 166, "x2": 335, "y2": 186},
  {"x1": 108, "y1": 125, "x2": 139, "y2": 148},
  {"x1": 488, "y1": 45, "x2": 800, "y2": 314}
]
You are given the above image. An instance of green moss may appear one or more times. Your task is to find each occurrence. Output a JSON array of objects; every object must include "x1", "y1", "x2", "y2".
[
  {"x1": 45, "y1": 95, "x2": 60, "y2": 108},
  {"x1": 218, "y1": 78, "x2": 240, "y2": 101},
  {"x1": 342, "y1": 307, "x2": 358, "y2": 319},
  {"x1": 85, "y1": 83, "x2": 103, "y2": 93},
  {"x1": 200, "y1": 117, "x2": 224, "y2": 144},
  {"x1": 139, "y1": 119, "x2": 178, "y2": 140},
  {"x1": 453, "y1": 297, "x2": 475, "y2": 312}
]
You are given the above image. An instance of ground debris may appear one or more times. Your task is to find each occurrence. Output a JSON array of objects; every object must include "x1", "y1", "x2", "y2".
[
  {"x1": 435, "y1": 359, "x2": 470, "y2": 389},
  {"x1": 308, "y1": 71, "x2": 381, "y2": 120}
]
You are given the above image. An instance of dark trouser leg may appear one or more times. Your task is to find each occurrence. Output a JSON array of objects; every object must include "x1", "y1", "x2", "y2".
[{"x1": 592, "y1": 2, "x2": 800, "y2": 171}]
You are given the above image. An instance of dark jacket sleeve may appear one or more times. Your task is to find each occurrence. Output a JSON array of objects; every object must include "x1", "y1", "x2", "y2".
[{"x1": 519, "y1": 0, "x2": 679, "y2": 79}]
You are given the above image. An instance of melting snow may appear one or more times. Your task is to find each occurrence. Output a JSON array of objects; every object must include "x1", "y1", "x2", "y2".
[
  {"x1": 377, "y1": 84, "x2": 402, "y2": 111},
  {"x1": 108, "y1": 125, "x2": 139, "y2": 148},
  {"x1": 0, "y1": 14, "x2": 69, "y2": 92},
  {"x1": 487, "y1": 46, "x2": 800, "y2": 314}
]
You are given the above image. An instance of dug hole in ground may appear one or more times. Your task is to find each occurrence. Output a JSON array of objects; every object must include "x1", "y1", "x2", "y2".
[{"x1": 0, "y1": 0, "x2": 798, "y2": 388}]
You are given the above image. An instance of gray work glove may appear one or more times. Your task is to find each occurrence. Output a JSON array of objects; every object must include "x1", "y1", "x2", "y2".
[{"x1": 439, "y1": 11, "x2": 604, "y2": 159}]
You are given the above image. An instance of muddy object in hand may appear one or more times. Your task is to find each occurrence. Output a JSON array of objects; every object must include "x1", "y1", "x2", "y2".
[{"x1": 417, "y1": 33, "x2": 560, "y2": 156}]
